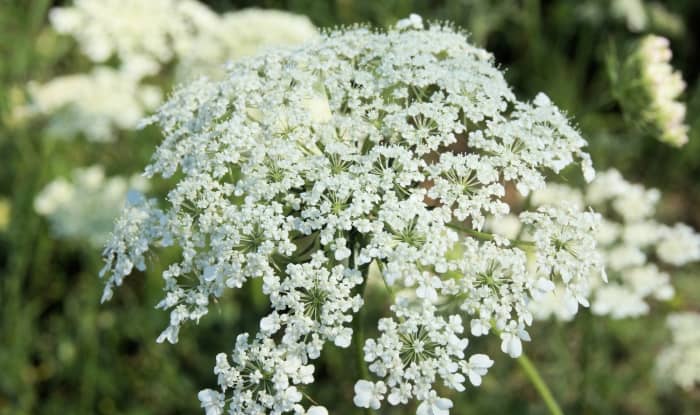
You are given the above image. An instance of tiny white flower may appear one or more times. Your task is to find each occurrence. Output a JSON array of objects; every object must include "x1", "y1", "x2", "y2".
[
  {"x1": 416, "y1": 392, "x2": 453, "y2": 415},
  {"x1": 396, "y1": 13, "x2": 423, "y2": 30},
  {"x1": 306, "y1": 406, "x2": 328, "y2": 415},
  {"x1": 353, "y1": 380, "x2": 386, "y2": 410},
  {"x1": 461, "y1": 354, "x2": 494, "y2": 386},
  {"x1": 500, "y1": 332, "x2": 522, "y2": 358},
  {"x1": 197, "y1": 389, "x2": 225, "y2": 415}
]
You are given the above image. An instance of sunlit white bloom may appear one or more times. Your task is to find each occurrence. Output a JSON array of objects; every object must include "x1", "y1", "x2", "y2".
[{"x1": 101, "y1": 19, "x2": 601, "y2": 414}]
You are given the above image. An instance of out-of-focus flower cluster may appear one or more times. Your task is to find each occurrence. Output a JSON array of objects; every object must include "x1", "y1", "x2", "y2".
[
  {"x1": 612, "y1": 34, "x2": 688, "y2": 146},
  {"x1": 34, "y1": 165, "x2": 149, "y2": 247},
  {"x1": 518, "y1": 169, "x2": 700, "y2": 321},
  {"x1": 48, "y1": 0, "x2": 317, "y2": 79},
  {"x1": 656, "y1": 312, "x2": 700, "y2": 391},
  {"x1": 578, "y1": 0, "x2": 684, "y2": 35},
  {"x1": 25, "y1": 68, "x2": 162, "y2": 141},
  {"x1": 100, "y1": 17, "x2": 604, "y2": 415}
]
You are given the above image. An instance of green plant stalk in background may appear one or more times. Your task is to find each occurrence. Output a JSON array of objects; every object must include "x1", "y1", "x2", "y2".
[{"x1": 518, "y1": 354, "x2": 565, "y2": 415}]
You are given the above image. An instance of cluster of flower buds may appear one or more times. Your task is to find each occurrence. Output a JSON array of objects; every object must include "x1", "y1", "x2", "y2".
[{"x1": 613, "y1": 34, "x2": 688, "y2": 146}]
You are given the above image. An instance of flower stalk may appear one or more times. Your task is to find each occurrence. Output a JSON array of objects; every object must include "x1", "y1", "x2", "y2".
[
  {"x1": 517, "y1": 354, "x2": 564, "y2": 415},
  {"x1": 350, "y1": 233, "x2": 372, "y2": 415}
]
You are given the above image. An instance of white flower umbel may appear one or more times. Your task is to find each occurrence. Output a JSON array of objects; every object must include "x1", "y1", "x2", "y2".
[
  {"x1": 262, "y1": 252, "x2": 364, "y2": 355},
  {"x1": 207, "y1": 333, "x2": 316, "y2": 415},
  {"x1": 656, "y1": 312, "x2": 700, "y2": 391},
  {"x1": 529, "y1": 169, "x2": 700, "y2": 321},
  {"x1": 360, "y1": 300, "x2": 471, "y2": 407},
  {"x1": 34, "y1": 165, "x2": 149, "y2": 247},
  {"x1": 101, "y1": 19, "x2": 603, "y2": 414}
]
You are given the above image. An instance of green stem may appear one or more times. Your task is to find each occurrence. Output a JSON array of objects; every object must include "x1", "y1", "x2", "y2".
[
  {"x1": 446, "y1": 222, "x2": 535, "y2": 249},
  {"x1": 353, "y1": 285, "x2": 369, "y2": 375},
  {"x1": 517, "y1": 354, "x2": 564, "y2": 415},
  {"x1": 349, "y1": 232, "x2": 372, "y2": 415}
]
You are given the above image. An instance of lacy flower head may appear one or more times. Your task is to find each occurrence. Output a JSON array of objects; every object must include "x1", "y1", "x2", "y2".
[
  {"x1": 101, "y1": 16, "x2": 603, "y2": 415},
  {"x1": 526, "y1": 169, "x2": 700, "y2": 321}
]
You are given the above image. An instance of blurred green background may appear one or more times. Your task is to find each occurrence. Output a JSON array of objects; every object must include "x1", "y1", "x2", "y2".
[{"x1": 1, "y1": 0, "x2": 699, "y2": 414}]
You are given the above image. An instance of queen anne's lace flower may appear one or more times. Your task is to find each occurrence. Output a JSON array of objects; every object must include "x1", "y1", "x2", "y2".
[
  {"x1": 656, "y1": 312, "x2": 700, "y2": 391},
  {"x1": 101, "y1": 19, "x2": 603, "y2": 414},
  {"x1": 529, "y1": 169, "x2": 700, "y2": 321}
]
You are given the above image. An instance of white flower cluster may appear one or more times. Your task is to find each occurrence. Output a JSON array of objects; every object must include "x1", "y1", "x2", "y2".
[
  {"x1": 614, "y1": 34, "x2": 688, "y2": 146},
  {"x1": 656, "y1": 312, "x2": 700, "y2": 391},
  {"x1": 101, "y1": 19, "x2": 603, "y2": 414},
  {"x1": 25, "y1": 68, "x2": 162, "y2": 141},
  {"x1": 528, "y1": 169, "x2": 700, "y2": 320},
  {"x1": 25, "y1": 1, "x2": 316, "y2": 142},
  {"x1": 34, "y1": 165, "x2": 149, "y2": 247},
  {"x1": 50, "y1": 0, "x2": 317, "y2": 80},
  {"x1": 49, "y1": 0, "x2": 218, "y2": 67}
]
